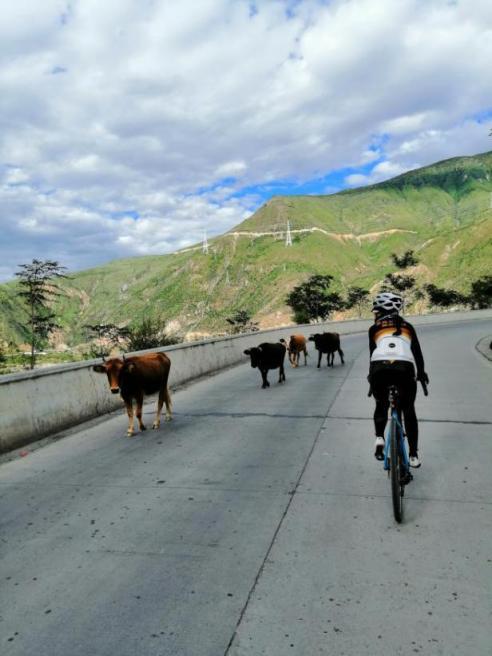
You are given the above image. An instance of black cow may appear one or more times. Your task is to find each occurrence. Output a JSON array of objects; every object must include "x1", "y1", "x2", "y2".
[
  {"x1": 244, "y1": 342, "x2": 286, "y2": 389},
  {"x1": 308, "y1": 332, "x2": 345, "y2": 368}
]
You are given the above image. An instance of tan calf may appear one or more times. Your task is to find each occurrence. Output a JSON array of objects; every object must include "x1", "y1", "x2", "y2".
[{"x1": 280, "y1": 335, "x2": 308, "y2": 367}]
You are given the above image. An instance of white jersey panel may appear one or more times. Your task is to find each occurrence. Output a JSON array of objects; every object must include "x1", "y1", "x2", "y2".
[{"x1": 370, "y1": 335, "x2": 415, "y2": 364}]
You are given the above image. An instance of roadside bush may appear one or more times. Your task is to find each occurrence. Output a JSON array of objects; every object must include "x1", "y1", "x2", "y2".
[{"x1": 126, "y1": 318, "x2": 179, "y2": 351}]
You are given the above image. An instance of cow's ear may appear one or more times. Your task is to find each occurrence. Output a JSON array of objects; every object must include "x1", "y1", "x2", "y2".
[
  {"x1": 93, "y1": 364, "x2": 106, "y2": 373},
  {"x1": 244, "y1": 349, "x2": 251, "y2": 356}
]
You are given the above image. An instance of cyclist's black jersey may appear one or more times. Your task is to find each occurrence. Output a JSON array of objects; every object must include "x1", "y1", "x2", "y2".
[{"x1": 369, "y1": 314, "x2": 425, "y2": 379}]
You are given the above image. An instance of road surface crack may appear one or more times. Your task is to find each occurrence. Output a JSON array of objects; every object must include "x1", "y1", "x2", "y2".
[{"x1": 223, "y1": 349, "x2": 363, "y2": 655}]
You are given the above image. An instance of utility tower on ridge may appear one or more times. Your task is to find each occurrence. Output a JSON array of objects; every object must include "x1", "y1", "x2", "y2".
[
  {"x1": 202, "y1": 231, "x2": 209, "y2": 254},
  {"x1": 285, "y1": 220, "x2": 293, "y2": 247}
]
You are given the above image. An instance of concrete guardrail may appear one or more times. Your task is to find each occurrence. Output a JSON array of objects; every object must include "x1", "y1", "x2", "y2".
[{"x1": 1, "y1": 309, "x2": 491, "y2": 454}]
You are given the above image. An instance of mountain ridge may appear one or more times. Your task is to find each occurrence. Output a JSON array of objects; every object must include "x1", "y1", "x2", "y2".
[{"x1": 1, "y1": 150, "x2": 491, "y2": 347}]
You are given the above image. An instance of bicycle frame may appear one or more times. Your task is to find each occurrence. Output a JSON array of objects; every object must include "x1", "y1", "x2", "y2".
[
  {"x1": 383, "y1": 407, "x2": 410, "y2": 473},
  {"x1": 367, "y1": 379, "x2": 426, "y2": 522}
]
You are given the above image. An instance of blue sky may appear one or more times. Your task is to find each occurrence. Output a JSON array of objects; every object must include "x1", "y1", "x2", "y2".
[
  {"x1": 0, "y1": 0, "x2": 491, "y2": 280},
  {"x1": 198, "y1": 158, "x2": 380, "y2": 205}
]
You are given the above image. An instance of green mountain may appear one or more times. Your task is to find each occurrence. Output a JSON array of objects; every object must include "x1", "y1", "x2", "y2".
[{"x1": 2, "y1": 150, "x2": 492, "y2": 347}]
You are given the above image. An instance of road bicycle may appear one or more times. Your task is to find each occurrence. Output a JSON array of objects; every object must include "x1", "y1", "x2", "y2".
[{"x1": 369, "y1": 379, "x2": 428, "y2": 523}]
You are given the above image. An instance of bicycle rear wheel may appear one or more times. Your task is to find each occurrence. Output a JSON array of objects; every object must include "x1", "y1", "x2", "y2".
[{"x1": 390, "y1": 417, "x2": 403, "y2": 523}]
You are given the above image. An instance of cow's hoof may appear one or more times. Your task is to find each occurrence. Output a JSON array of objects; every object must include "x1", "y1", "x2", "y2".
[
  {"x1": 152, "y1": 422, "x2": 160, "y2": 430},
  {"x1": 165, "y1": 415, "x2": 173, "y2": 422},
  {"x1": 140, "y1": 424, "x2": 147, "y2": 431},
  {"x1": 127, "y1": 431, "x2": 134, "y2": 437}
]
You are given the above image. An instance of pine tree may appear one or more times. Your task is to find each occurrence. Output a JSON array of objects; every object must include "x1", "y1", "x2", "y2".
[{"x1": 15, "y1": 259, "x2": 67, "y2": 369}]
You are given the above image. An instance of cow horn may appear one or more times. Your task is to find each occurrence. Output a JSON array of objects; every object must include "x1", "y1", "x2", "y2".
[{"x1": 122, "y1": 354, "x2": 126, "y2": 361}]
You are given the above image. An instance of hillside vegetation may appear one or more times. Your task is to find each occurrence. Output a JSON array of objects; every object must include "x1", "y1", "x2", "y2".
[{"x1": 1, "y1": 150, "x2": 491, "y2": 347}]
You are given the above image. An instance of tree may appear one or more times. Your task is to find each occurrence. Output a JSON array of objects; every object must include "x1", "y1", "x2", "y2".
[
  {"x1": 84, "y1": 323, "x2": 131, "y2": 358},
  {"x1": 126, "y1": 318, "x2": 179, "y2": 351},
  {"x1": 391, "y1": 250, "x2": 418, "y2": 269},
  {"x1": 344, "y1": 286, "x2": 370, "y2": 317},
  {"x1": 468, "y1": 276, "x2": 492, "y2": 309},
  {"x1": 383, "y1": 273, "x2": 416, "y2": 293},
  {"x1": 15, "y1": 259, "x2": 67, "y2": 369},
  {"x1": 286, "y1": 275, "x2": 344, "y2": 323},
  {"x1": 424, "y1": 284, "x2": 467, "y2": 309},
  {"x1": 226, "y1": 310, "x2": 259, "y2": 334}
]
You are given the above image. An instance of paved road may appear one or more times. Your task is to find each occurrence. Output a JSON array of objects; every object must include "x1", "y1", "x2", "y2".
[{"x1": 1, "y1": 319, "x2": 491, "y2": 656}]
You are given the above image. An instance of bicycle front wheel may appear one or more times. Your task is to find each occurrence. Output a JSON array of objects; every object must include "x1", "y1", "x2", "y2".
[{"x1": 390, "y1": 417, "x2": 403, "y2": 523}]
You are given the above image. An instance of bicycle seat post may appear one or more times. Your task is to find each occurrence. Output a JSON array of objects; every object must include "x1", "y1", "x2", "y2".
[{"x1": 388, "y1": 385, "x2": 400, "y2": 409}]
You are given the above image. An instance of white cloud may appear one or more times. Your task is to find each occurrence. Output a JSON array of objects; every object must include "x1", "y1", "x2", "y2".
[
  {"x1": 380, "y1": 113, "x2": 433, "y2": 136},
  {"x1": 0, "y1": 0, "x2": 491, "y2": 279},
  {"x1": 345, "y1": 160, "x2": 409, "y2": 187},
  {"x1": 214, "y1": 161, "x2": 248, "y2": 178}
]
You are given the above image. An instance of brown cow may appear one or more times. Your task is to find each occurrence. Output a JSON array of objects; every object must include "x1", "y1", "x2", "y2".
[
  {"x1": 280, "y1": 335, "x2": 308, "y2": 367},
  {"x1": 93, "y1": 352, "x2": 172, "y2": 436}
]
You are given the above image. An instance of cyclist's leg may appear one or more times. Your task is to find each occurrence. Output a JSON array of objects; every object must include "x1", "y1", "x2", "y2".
[
  {"x1": 374, "y1": 396, "x2": 389, "y2": 438},
  {"x1": 369, "y1": 362, "x2": 390, "y2": 441},
  {"x1": 397, "y1": 365, "x2": 418, "y2": 457}
]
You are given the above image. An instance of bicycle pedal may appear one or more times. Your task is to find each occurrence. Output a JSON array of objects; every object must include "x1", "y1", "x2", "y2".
[{"x1": 400, "y1": 471, "x2": 413, "y2": 485}]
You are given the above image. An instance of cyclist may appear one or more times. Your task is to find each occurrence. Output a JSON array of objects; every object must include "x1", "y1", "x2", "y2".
[{"x1": 368, "y1": 292, "x2": 429, "y2": 468}]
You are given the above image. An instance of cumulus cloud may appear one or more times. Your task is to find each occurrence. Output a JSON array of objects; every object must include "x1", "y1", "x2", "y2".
[{"x1": 0, "y1": 0, "x2": 491, "y2": 279}]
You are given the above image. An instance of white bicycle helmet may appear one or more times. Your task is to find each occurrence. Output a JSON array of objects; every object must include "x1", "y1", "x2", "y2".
[{"x1": 372, "y1": 292, "x2": 403, "y2": 313}]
